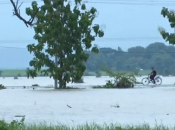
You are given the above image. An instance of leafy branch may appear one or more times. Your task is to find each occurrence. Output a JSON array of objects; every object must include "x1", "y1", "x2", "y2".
[{"x1": 10, "y1": 0, "x2": 38, "y2": 27}]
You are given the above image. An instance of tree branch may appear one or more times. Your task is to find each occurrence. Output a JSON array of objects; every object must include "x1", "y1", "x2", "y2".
[{"x1": 10, "y1": 0, "x2": 38, "y2": 27}]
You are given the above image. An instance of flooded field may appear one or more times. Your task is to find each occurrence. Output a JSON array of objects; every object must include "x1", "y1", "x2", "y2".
[
  {"x1": 0, "y1": 76, "x2": 175, "y2": 87},
  {"x1": 0, "y1": 76, "x2": 175, "y2": 126}
]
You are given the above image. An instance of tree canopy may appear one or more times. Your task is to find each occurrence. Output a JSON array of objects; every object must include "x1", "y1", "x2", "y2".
[
  {"x1": 158, "y1": 7, "x2": 175, "y2": 44},
  {"x1": 10, "y1": 0, "x2": 104, "y2": 88}
]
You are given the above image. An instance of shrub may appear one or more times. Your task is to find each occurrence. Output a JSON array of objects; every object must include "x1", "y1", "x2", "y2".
[
  {"x1": 0, "y1": 84, "x2": 6, "y2": 90},
  {"x1": 94, "y1": 67, "x2": 136, "y2": 88}
]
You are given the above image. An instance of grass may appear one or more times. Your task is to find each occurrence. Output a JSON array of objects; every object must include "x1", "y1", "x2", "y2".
[{"x1": 0, "y1": 120, "x2": 173, "y2": 130}]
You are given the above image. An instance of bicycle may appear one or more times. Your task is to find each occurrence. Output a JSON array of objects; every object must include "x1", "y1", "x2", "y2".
[{"x1": 141, "y1": 75, "x2": 162, "y2": 85}]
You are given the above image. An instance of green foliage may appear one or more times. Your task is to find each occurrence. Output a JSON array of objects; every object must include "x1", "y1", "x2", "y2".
[
  {"x1": 159, "y1": 7, "x2": 175, "y2": 44},
  {"x1": 0, "y1": 120, "x2": 173, "y2": 130},
  {"x1": 0, "y1": 120, "x2": 8, "y2": 130},
  {"x1": 0, "y1": 84, "x2": 6, "y2": 90},
  {"x1": 25, "y1": 0, "x2": 104, "y2": 89},
  {"x1": 85, "y1": 42, "x2": 175, "y2": 75},
  {"x1": 94, "y1": 67, "x2": 136, "y2": 88},
  {"x1": 0, "y1": 117, "x2": 25, "y2": 130}
]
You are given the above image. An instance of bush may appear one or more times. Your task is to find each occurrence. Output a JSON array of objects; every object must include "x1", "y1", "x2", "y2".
[
  {"x1": 94, "y1": 67, "x2": 136, "y2": 88},
  {"x1": 114, "y1": 73, "x2": 136, "y2": 88},
  {"x1": 0, "y1": 84, "x2": 6, "y2": 90}
]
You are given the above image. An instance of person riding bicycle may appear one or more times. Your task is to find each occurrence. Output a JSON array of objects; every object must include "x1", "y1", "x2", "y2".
[{"x1": 150, "y1": 67, "x2": 156, "y2": 84}]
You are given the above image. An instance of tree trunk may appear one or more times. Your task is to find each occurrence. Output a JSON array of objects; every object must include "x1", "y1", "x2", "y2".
[
  {"x1": 58, "y1": 58, "x2": 66, "y2": 89},
  {"x1": 54, "y1": 55, "x2": 58, "y2": 89}
]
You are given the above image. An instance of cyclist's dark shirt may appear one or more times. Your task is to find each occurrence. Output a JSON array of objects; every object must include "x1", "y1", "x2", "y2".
[{"x1": 152, "y1": 70, "x2": 156, "y2": 76}]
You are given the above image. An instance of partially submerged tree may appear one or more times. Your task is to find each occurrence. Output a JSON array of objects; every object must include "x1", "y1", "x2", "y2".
[
  {"x1": 10, "y1": 0, "x2": 104, "y2": 89},
  {"x1": 158, "y1": 7, "x2": 175, "y2": 44}
]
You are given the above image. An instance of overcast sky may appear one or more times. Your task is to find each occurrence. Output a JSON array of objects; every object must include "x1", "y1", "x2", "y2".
[
  {"x1": 0, "y1": 0, "x2": 175, "y2": 68},
  {"x1": 1, "y1": 0, "x2": 175, "y2": 49}
]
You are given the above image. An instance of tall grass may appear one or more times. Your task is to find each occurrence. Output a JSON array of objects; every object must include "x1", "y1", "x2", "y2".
[{"x1": 0, "y1": 119, "x2": 174, "y2": 130}]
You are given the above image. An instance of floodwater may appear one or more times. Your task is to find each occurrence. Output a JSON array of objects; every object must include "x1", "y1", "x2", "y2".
[
  {"x1": 0, "y1": 75, "x2": 175, "y2": 87},
  {"x1": 0, "y1": 76, "x2": 175, "y2": 126}
]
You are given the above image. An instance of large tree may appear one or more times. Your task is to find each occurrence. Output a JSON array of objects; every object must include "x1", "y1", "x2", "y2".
[
  {"x1": 158, "y1": 7, "x2": 175, "y2": 44},
  {"x1": 10, "y1": 0, "x2": 104, "y2": 89}
]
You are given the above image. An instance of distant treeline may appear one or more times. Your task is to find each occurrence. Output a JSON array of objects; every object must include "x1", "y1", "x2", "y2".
[
  {"x1": 85, "y1": 42, "x2": 175, "y2": 75},
  {"x1": 0, "y1": 42, "x2": 175, "y2": 77}
]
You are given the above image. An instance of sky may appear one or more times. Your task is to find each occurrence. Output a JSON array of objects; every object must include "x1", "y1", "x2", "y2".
[{"x1": 0, "y1": 0, "x2": 175, "y2": 69}]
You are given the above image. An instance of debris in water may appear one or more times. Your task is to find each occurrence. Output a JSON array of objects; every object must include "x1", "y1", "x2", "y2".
[{"x1": 67, "y1": 105, "x2": 72, "y2": 108}]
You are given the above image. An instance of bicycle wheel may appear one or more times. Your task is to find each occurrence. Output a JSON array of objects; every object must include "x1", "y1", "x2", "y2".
[
  {"x1": 155, "y1": 77, "x2": 162, "y2": 85},
  {"x1": 142, "y1": 77, "x2": 149, "y2": 85}
]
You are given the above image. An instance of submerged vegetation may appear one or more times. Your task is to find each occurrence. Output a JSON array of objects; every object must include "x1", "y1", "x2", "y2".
[
  {"x1": 0, "y1": 84, "x2": 6, "y2": 90},
  {"x1": 93, "y1": 67, "x2": 136, "y2": 88}
]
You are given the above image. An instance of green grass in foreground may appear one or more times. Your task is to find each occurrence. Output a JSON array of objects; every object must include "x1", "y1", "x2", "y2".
[{"x1": 0, "y1": 119, "x2": 174, "y2": 130}]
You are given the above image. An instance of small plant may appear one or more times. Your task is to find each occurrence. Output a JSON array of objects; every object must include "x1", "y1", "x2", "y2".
[
  {"x1": 0, "y1": 84, "x2": 6, "y2": 90},
  {"x1": 14, "y1": 76, "x2": 18, "y2": 79}
]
